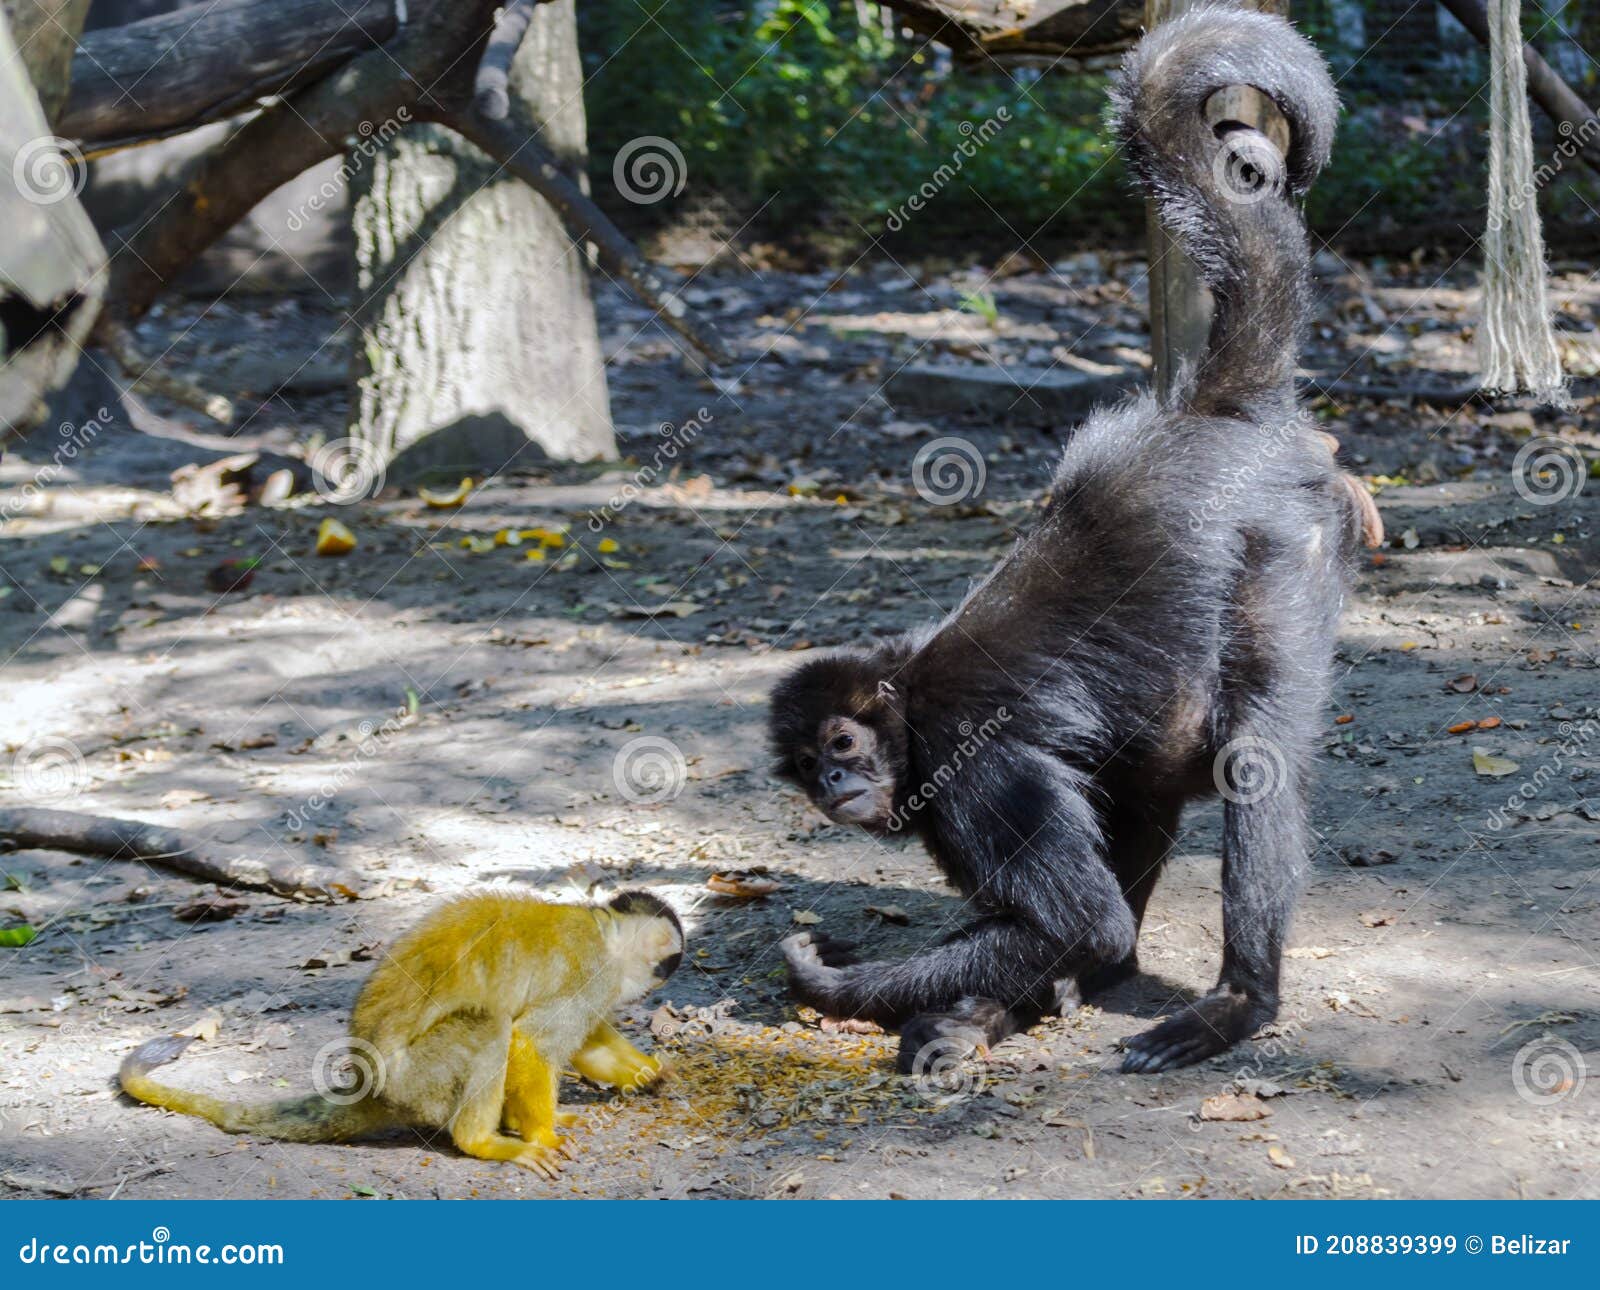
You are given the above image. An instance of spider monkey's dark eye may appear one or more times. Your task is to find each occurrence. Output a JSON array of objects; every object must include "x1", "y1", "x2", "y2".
[{"x1": 832, "y1": 733, "x2": 855, "y2": 753}]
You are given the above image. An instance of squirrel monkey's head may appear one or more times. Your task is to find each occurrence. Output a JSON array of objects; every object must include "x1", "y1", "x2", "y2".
[{"x1": 606, "y1": 890, "x2": 685, "y2": 1002}]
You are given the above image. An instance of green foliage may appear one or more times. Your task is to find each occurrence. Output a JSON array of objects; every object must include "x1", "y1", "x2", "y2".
[
  {"x1": 579, "y1": 1, "x2": 1124, "y2": 244},
  {"x1": 579, "y1": 1, "x2": 1596, "y2": 255}
]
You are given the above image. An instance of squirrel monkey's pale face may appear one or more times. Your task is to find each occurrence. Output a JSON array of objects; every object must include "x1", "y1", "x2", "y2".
[{"x1": 606, "y1": 890, "x2": 685, "y2": 1003}]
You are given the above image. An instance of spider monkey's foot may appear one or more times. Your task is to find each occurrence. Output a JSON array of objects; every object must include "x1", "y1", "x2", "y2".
[
  {"x1": 1120, "y1": 988, "x2": 1270, "y2": 1074},
  {"x1": 895, "y1": 999, "x2": 1013, "y2": 1076}
]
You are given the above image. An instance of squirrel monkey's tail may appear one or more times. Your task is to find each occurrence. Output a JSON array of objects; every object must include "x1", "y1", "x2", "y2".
[
  {"x1": 1110, "y1": 4, "x2": 1337, "y2": 412},
  {"x1": 119, "y1": 1035, "x2": 392, "y2": 1143}
]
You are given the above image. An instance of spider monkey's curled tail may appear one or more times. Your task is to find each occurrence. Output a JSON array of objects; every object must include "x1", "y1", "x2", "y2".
[{"x1": 1110, "y1": 4, "x2": 1337, "y2": 413}]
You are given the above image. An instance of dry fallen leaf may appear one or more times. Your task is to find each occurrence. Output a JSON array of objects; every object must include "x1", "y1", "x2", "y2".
[
  {"x1": 865, "y1": 904, "x2": 911, "y2": 925},
  {"x1": 706, "y1": 870, "x2": 782, "y2": 899},
  {"x1": 173, "y1": 893, "x2": 248, "y2": 924},
  {"x1": 791, "y1": 910, "x2": 822, "y2": 926},
  {"x1": 1200, "y1": 1092, "x2": 1270, "y2": 1122},
  {"x1": 1359, "y1": 909, "x2": 1399, "y2": 928},
  {"x1": 177, "y1": 1013, "x2": 221, "y2": 1042},
  {"x1": 615, "y1": 601, "x2": 701, "y2": 619},
  {"x1": 1472, "y1": 747, "x2": 1519, "y2": 777},
  {"x1": 1447, "y1": 673, "x2": 1478, "y2": 693},
  {"x1": 1268, "y1": 1145, "x2": 1295, "y2": 1169}
]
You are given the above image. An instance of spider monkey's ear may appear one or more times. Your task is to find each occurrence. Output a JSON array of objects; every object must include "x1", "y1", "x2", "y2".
[{"x1": 873, "y1": 677, "x2": 907, "y2": 724}]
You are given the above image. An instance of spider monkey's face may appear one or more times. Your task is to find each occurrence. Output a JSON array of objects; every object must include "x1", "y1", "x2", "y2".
[
  {"x1": 770, "y1": 654, "x2": 910, "y2": 834},
  {"x1": 792, "y1": 715, "x2": 898, "y2": 829}
]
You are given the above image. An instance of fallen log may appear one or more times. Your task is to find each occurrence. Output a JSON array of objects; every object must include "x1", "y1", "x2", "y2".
[
  {"x1": 881, "y1": 0, "x2": 1144, "y2": 63},
  {"x1": 58, "y1": 0, "x2": 397, "y2": 148},
  {"x1": 0, "y1": 807, "x2": 346, "y2": 901}
]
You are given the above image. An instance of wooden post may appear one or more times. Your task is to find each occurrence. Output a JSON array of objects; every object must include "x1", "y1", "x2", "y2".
[{"x1": 1144, "y1": 0, "x2": 1289, "y2": 401}]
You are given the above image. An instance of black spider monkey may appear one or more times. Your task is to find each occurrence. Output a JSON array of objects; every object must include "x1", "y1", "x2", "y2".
[{"x1": 768, "y1": 5, "x2": 1358, "y2": 1075}]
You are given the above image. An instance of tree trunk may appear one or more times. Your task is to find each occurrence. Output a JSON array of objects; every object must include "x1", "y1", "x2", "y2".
[
  {"x1": 2, "y1": 0, "x2": 90, "y2": 123},
  {"x1": 1, "y1": 0, "x2": 104, "y2": 440},
  {"x1": 348, "y1": 0, "x2": 613, "y2": 476}
]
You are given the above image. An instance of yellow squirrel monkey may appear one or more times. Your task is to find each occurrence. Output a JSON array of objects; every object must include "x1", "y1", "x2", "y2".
[{"x1": 119, "y1": 889, "x2": 683, "y2": 1177}]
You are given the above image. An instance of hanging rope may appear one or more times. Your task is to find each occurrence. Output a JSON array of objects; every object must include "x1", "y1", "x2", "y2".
[{"x1": 1478, "y1": 0, "x2": 1565, "y2": 402}]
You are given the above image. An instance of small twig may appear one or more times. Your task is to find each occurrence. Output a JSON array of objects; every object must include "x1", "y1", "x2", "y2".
[
  {"x1": 449, "y1": 109, "x2": 731, "y2": 366},
  {"x1": 0, "y1": 1171, "x2": 81, "y2": 1197},
  {"x1": 474, "y1": 0, "x2": 541, "y2": 120},
  {"x1": 96, "y1": 318, "x2": 235, "y2": 425},
  {"x1": 101, "y1": 1160, "x2": 174, "y2": 1199},
  {"x1": 0, "y1": 807, "x2": 345, "y2": 902}
]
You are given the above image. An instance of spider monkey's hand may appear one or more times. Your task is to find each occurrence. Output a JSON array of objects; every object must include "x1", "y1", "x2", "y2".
[{"x1": 780, "y1": 932, "x2": 856, "y2": 1011}]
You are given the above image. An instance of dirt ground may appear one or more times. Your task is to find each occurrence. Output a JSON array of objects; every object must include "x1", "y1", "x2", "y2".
[{"x1": 1, "y1": 252, "x2": 1598, "y2": 1200}]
